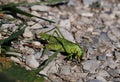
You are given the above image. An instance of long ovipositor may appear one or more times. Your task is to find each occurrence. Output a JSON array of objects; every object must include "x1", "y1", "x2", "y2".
[{"x1": 38, "y1": 33, "x2": 84, "y2": 58}]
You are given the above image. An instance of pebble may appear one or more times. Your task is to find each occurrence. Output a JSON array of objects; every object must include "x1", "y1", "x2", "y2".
[
  {"x1": 25, "y1": 54, "x2": 39, "y2": 68},
  {"x1": 110, "y1": 26, "x2": 120, "y2": 40},
  {"x1": 118, "y1": 19, "x2": 120, "y2": 24},
  {"x1": 112, "y1": 78, "x2": 120, "y2": 82},
  {"x1": 96, "y1": 76, "x2": 107, "y2": 82},
  {"x1": 107, "y1": 30, "x2": 118, "y2": 42},
  {"x1": 99, "y1": 13, "x2": 114, "y2": 20},
  {"x1": 34, "y1": 51, "x2": 42, "y2": 59},
  {"x1": 98, "y1": 70, "x2": 110, "y2": 77},
  {"x1": 23, "y1": 27, "x2": 33, "y2": 38},
  {"x1": 107, "y1": 59, "x2": 118, "y2": 69},
  {"x1": 101, "y1": 1, "x2": 113, "y2": 9},
  {"x1": 31, "y1": 5, "x2": 50, "y2": 12},
  {"x1": 39, "y1": 60, "x2": 58, "y2": 75},
  {"x1": 87, "y1": 79, "x2": 103, "y2": 82},
  {"x1": 86, "y1": 47, "x2": 96, "y2": 59},
  {"x1": 30, "y1": 23, "x2": 42, "y2": 29},
  {"x1": 99, "y1": 32, "x2": 111, "y2": 42},
  {"x1": 31, "y1": 11, "x2": 40, "y2": 17},
  {"x1": 82, "y1": 60, "x2": 100, "y2": 73},
  {"x1": 47, "y1": 61, "x2": 59, "y2": 74},
  {"x1": 59, "y1": 28, "x2": 75, "y2": 43},
  {"x1": 77, "y1": 17, "x2": 93, "y2": 24},
  {"x1": 77, "y1": 79, "x2": 84, "y2": 82},
  {"x1": 83, "y1": 0, "x2": 100, "y2": 7},
  {"x1": 59, "y1": 19, "x2": 71, "y2": 30},
  {"x1": 10, "y1": 56, "x2": 22, "y2": 64},
  {"x1": 77, "y1": 10, "x2": 94, "y2": 17},
  {"x1": 113, "y1": 10, "x2": 120, "y2": 16},
  {"x1": 60, "y1": 66, "x2": 71, "y2": 75},
  {"x1": 6, "y1": 52, "x2": 22, "y2": 57},
  {"x1": 107, "y1": 69, "x2": 119, "y2": 77},
  {"x1": 97, "y1": 54, "x2": 107, "y2": 61},
  {"x1": 67, "y1": 0, "x2": 76, "y2": 6}
]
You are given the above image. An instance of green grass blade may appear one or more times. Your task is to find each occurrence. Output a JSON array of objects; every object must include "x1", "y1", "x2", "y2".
[
  {"x1": 0, "y1": 23, "x2": 26, "y2": 45},
  {"x1": 0, "y1": 57, "x2": 44, "y2": 82},
  {"x1": 0, "y1": 22, "x2": 26, "y2": 55},
  {"x1": 35, "y1": 48, "x2": 61, "y2": 73}
]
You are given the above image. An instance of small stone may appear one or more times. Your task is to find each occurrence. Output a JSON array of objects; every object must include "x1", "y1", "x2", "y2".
[
  {"x1": 6, "y1": 52, "x2": 22, "y2": 57},
  {"x1": 87, "y1": 26, "x2": 94, "y2": 32},
  {"x1": 99, "y1": 13, "x2": 113, "y2": 20},
  {"x1": 104, "y1": 20, "x2": 114, "y2": 26},
  {"x1": 26, "y1": 54, "x2": 39, "y2": 68},
  {"x1": 77, "y1": 78, "x2": 84, "y2": 82},
  {"x1": 77, "y1": 17, "x2": 93, "y2": 24},
  {"x1": 83, "y1": 0, "x2": 100, "y2": 7},
  {"x1": 67, "y1": 0, "x2": 76, "y2": 6},
  {"x1": 59, "y1": 19, "x2": 71, "y2": 30},
  {"x1": 31, "y1": 11, "x2": 40, "y2": 17},
  {"x1": 1, "y1": 24, "x2": 15, "y2": 30},
  {"x1": 99, "y1": 32, "x2": 111, "y2": 42},
  {"x1": 30, "y1": 23, "x2": 42, "y2": 29},
  {"x1": 107, "y1": 31, "x2": 118, "y2": 42},
  {"x1": 113, "y1": 10, "x2": 120, "y2": 16},
  {"x1": 110, "y1": 26, "x2": 120, "y2": 40},
  {"x1": 101, "y1": 1, "x2": 112, "y2": 9},
  {"x1": 32, "y1": 41, "x2": 41, "y2": 46},
  {"x1": 23, "y1": 27, "x2": 33, "y2": 38},
  {"x1": 106, "y1": 52, "x2": 112, "y2": 57},
  {"x1": 47, "y1": 61, "x2": 59, "y2": 74},
  {"x1": 82, "y1": 60, "x2": 100, "y2": 73},
  {"x1": 77, "y1": 10, "x2": 94, "y2": 17},
  {"x1": 39, "y1": 60, "x2": 58, "y2": 75},
  {"x1": 115, "y1": 42, "x2": 120, "y2": 48},
  {"x1": 87, "y1": 79, "x2": 103, "y2": 82},
  {"x1": 97, "y1": 54, "x2": 107, "y2": 61},
  {"x1": 10, "y1": 57, "x2": 22, "y2": 64},
  {"x1": 118, "y1": 19, "x2": 120, "y2": 24},
  {"x1": 60, "y1": 66, "x2": 71, "y2": 75},
  {"x1": 107, "y1": 59, "x2": 118, "y2": 69},
  {"x1": 78, "y1": 73, "x2": 88, "y2": 78},
  {"x1": 25, "y1": 48, "x2": 35, "y2": 55},
  {"x1": 108, "y1": 69, "x2": 119, "y2": 77},
  {"x1": 96, "y1": 76, "x2": 107, "y2": 82},
  {"x1": 86, "y1": 48, "x2": 96, "y2": 59},
  {"x1": 98, "y1": 70, "x2": 110, "y2": 77},
  {"x1": 34, "y1": 51, "x2": 42, "y2": 59},
  {"x1": 112, "y1": 78, "x2": 120, "y2": 82},
  {"x1": 114, "y1": 51, "x2": 120, "y2": 61},
  {"x1": 31, "y1": 5, "x2": 50, "y2": 11},
  {"x1": 59, "y1": 28, "x2": 75, "y2": 43},
  {"x1": 27, "y1": 21, "x2": 35, "y2": 26}
]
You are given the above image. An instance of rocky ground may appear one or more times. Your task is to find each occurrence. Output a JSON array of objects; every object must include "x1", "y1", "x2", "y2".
[{"x1": 0, "y1": 0, "x2": 120, "y2": 82}]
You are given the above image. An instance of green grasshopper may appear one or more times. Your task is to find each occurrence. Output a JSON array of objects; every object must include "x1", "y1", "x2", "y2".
[{"x1": 38, "y1": 27, "x2": 84, "y2": 59}]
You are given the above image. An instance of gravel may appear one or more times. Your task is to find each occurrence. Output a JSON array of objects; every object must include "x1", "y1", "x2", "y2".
[{"x1": 1, "y1": 0, "x2": 120, "y2": 81}]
